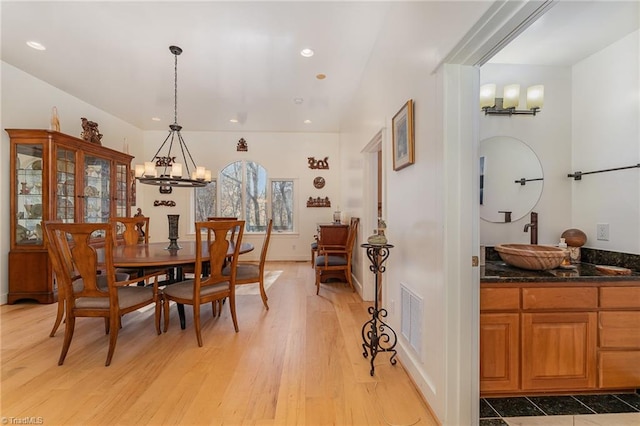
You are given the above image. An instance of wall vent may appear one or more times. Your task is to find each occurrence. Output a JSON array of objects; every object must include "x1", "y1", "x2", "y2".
[{"x1": 400, "y1": 283, "x2": 423, "y2": 359}]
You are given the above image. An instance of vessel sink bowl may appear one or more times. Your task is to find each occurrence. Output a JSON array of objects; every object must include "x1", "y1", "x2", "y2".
[{"x1": 495, "y1": 244, "x2": 565, "y2": 271}]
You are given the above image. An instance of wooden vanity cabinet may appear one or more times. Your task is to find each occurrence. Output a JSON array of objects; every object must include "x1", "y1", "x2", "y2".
[
  {"x1": 480, "y1": 282, "x2": 640, "y2": 396},
  {"x1": 480, "y1": 288, "x2": 520, "y2": 392},
  {"x1": 7, "y1": 129, "x2": 133, "y2": 304},
  {"x1": 598, "y1": 285, "x2": 640, "y2": 388}
]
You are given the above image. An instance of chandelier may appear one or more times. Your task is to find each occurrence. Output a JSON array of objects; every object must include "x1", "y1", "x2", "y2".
[{"x1": 134, "y1": 46, "x2": 211, "y2": 187}]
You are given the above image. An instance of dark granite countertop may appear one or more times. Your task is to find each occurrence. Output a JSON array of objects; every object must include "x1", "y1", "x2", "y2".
[{"x1": 481, "y1": 260, "x2": 640, "y2": 283}]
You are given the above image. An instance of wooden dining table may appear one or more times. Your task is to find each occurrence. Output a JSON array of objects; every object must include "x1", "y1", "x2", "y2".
[{"x1": 111, "y1": 240, "x2": 254, "y2": 329}]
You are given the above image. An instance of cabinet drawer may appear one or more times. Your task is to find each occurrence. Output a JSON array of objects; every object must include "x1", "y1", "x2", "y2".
[
  {"x1": 599, "y1": 312, "x2": 640, "y2": 348},
  {"x1": 600, "y1": 286, "x2": 640, "y2": 309},
  {"x1": 598, "y1": 351, "x2": 640, "y2": 388},
  {"x1": 481, "y1": 288, "x2": 520, "y2": 311},
  {"x1": 523, "y1": 287, "x2": 597, "y2": 310}
]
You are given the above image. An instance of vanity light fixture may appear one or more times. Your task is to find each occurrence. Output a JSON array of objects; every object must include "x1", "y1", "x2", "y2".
[
  {"x1": 480, "y1": 83, "x2": 543, "y2": 116},
  {"x1": 135, "y1": 46, "x2": 211, "y2": 188}
]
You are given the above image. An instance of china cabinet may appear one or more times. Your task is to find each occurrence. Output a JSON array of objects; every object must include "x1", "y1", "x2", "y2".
[{"x1": 7, "y1": 129, "x2": 133, "y2": 304}]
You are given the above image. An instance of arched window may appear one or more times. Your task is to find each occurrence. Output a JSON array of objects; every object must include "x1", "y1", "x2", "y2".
[{"x1": 194, "y1": 160, "x2": 295, "y2": 233}]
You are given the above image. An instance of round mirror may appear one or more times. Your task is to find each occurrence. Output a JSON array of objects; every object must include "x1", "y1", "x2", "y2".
[{"x1": 479, "y1": 136, "x2": 543, "y2": 223}]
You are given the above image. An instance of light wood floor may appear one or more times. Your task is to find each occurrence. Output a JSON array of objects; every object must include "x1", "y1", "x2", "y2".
[{"x1": 1, "y1": 261, "x2": 438, "y2": 426}]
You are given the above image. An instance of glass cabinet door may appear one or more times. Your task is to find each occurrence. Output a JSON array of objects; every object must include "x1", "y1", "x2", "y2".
[
  {"x1": 55, "y1": 147, "x2": 76, "y2": 223},
  {"x1": 115, "y1": 162, "x2": 128, "y2": 218},
  {"x1": 83, "y1": 155, "x2": 111, "y2": 226},
  {"x1": 15, "y1": 144, "x2": 44, "y2": 246}
]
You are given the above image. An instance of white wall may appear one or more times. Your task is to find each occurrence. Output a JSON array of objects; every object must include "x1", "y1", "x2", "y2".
[
  {"x1": 339, "y1": 2, "x2": 489, "y2": 424},
  {"x1": 480, "y1": 29, "x2": 640, "y2": 256},
  {"x1": 479, "y1": 64, "x2": 573, "y2": 246},
  {"x1": 137, "y1": 130, "x2": 341, "y2": 262},
  {"x1": 572, "y1": 30, "x2": 640, "y2": 254},
  {"x1": 0, "y1": 61, "x2": 144, "y2": 304}
]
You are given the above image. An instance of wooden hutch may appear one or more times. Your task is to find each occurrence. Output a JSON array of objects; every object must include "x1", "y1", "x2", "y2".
[{"x1": 7, "y1": 129, "x2": 133, "y2": 304}]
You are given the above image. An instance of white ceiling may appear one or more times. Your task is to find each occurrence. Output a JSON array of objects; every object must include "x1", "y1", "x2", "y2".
[
  {"x1": 2, "y1": 1, "x2": 638, "y2": 133},
  {"x1": 489, "y1": 0, "x2": 639, "y2": 66}
]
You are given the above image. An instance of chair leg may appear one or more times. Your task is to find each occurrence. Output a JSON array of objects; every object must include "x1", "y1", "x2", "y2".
[
  {"x1": 194, "y1": 304, "x2": 203, "y2": 347},
  {"x1": 50, "y1": 299, "x2": 65, "y2": 337},
  {"x1": 311, "y1": 248, "x2": 315, "y2": 268},
  {"x1": 155, "y1": 298, "x2": 162, "y2": 335},
  {"x1": 315, "y1": 270, "x2": 321, "y2": 295},
  {"x1": 58, "y1": 315, "x2": 75, "y2": 366},
  {"x1": 105, "y1": 315, "x2": 119, "y2": 366},
  {"x1": 163, "y1": 298, "x2": 171, "y2": 333},
  {"x1": 211, "y1": 301, "x2": 217, "y2": 317},
  {"x1": 229, "y1": 294, "x2": 239, "y2": 332},
  {"x1": 104, "y1": 317, "x2": 110, "y2": 334},
  {"x1": 258, "y1": 278, "x2": 269, "y2": 310}
]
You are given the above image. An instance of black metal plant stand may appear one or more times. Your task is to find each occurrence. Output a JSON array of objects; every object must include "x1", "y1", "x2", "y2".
[{"x1": 361, "y1": 243, "x2": 397, "y2": 376}]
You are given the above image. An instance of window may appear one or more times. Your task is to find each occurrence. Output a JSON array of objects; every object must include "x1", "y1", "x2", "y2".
[
  {"x1": 194, "y1": 180, "x2": 217, "y2": 222},
  {"x1": 194, "y1": 161, "x2": 296, "y2": 233},
  {"x1": 271, "y1": 180, "x2": 294, "y2": 232}
]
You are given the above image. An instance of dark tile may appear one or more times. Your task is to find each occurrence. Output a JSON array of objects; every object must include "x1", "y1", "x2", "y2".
[
  {"x1": 574, "y1": 394, "x2": 639, "y2": 413},
  {"x1": 528, "y1": 395, "x2": 594, "y2": 415},
  {"x1": 614, "y1": 393, "x2": 640, "y2": 411},
  {"x1": 480, "y1": 399, "x2": 500, "y2": 418},
  {"x1": 485, "y1": 397, "x2": 545, "y2": 417},
  {"x1": 480, "y1": 419, "x2": 509, "y2": 426}
]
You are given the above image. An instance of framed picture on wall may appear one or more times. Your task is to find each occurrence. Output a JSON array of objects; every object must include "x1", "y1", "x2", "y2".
[{"x1": 392, "y1": 99, "x2": 414, "y2": 171}]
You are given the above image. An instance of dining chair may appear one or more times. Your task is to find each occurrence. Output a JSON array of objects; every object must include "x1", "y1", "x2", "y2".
[
  {"x1": 44, "y1": 222, "x2": 162, "y2": 366},
  {"x1": 182, "y1": 216, "x2": 239, "y2": 279},
  {"x1": 46, "y1": 231, "x2": 130, "y2": 337},
  {"x1": 162, "y1": 219, "x2": 245, "y2": 347},
  {"x1": 223, "y1": 218, "x2": 273, "y2": 310},
  {"x1": 111, "y1": 217, "x2": 168, "y2": 284},
  {"x1": 315, "y1": 217, "x2": 359, "y2": 294}
]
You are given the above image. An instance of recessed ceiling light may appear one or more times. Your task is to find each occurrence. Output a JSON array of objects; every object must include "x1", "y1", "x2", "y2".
[
  {"x1": 229, "y1": 118, "x2": 239, "y2": 123},
  {"x1": 300, "y1": 48, "x2": 314, "y2": 58},
  {"x1": 316, "y1": 74, "x2": 326, "y2": 80},
  {"x1": 151, "y1": 117, "x2": 161, "y2": 122},
  {"x1": 304, "y1": 119, "x2": 312, "y2": 124},
  {"x1": 293, "y1": 98, "x2": 304, "y2": 105},
  {"x1": 26, "y1": 41, "x2": 46, "y2": 51}
]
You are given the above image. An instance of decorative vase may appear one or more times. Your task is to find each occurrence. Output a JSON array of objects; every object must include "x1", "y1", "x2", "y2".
[
  {"x1": 50, "y1": 106, "x2": 60, "y2": 132},
  {"x1": 166, "y1": 214, "x2": 181, "y2": 250}
]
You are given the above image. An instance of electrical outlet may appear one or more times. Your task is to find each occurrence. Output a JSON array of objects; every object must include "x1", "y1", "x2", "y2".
[{"x1": 597, "y1": 223, "x2": 610, "y2": 241}]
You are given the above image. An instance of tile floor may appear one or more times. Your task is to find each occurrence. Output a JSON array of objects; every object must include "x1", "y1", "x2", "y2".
[{"x1": 480, "y1": 393, "x2": 640, "y2": 426}]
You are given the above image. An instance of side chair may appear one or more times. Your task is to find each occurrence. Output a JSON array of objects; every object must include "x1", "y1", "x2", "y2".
[
  {"x1": 44, "y1": 222, "x2": 162, "y2": 366},
  {"x1": 315, "y1": 217, "x2": 359, "y2": 294},
  {"x1": 223, "y1": 218, "x2": 273, "y2": 309},
  {"x1": 110, "y1": 217, "x2": 168, "y2": 284},
  {"x1": 162, "y1": 220, "x2": 245, "y2": 347}
]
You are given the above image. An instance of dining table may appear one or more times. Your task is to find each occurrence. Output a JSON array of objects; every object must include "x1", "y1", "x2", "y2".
[{"x1": 111, "y1": 240, "x2": 254, "y2": 329}]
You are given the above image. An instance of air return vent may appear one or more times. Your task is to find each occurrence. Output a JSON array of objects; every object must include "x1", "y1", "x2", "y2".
[{"x1": 400, "y1": 283, "x2": 423, "y2": 358}]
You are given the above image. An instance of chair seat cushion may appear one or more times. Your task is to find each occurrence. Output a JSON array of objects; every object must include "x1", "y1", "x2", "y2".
[
  {"x1": 311, "y1": 242, "x2": 318, "y2": 249},
  {"x1": 75, "y1": 286, "x2": 154, "y2": 310},
  {"x1": 163, "y1": 279, "x2": 230, "y2": 301},
  {"x1": 222, "y1": 263, "x2": 259, "y2": 281},
  {"x1": 315, "y1": 255, "x2": 348, "y2": 267}
]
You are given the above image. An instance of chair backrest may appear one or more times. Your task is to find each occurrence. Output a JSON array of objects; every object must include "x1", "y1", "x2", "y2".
[
  {"x1": 195, "y1": 220, "x2": 245, "y2": 293},
  {"x1": 345, "y1": 217, "x2": 360, "y2": 255},
  {"x1": 258, "y1": 218, "x2": 274, "y2": 268},
  {"x1": 45, "y1": 222, "x2": 117, "y2": 301},
  {"x1": 206, "y1": 217, "x2": 238, "y2": 245},
  {"x1": 111, "y1": 217, "x2": 150, "y2": 246}
]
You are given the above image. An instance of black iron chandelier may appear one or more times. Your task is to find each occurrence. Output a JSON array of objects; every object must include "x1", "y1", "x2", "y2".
[{"x1": 134, "y1": 46, "x2": 210, "y2": 187}]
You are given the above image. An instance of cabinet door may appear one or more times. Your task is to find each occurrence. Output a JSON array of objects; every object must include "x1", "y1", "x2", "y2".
[
  {"x1": 82, "y1": 154, "x2": 112, "y2": 230},
  {"x1": 54, "y1": 146, "x2": 77, "y2": 223},
  {"x1": 114, "y1": 161, "x2": 129, "y2": 218},
  {"x1": 522, "y1": 312, "x2": 597, "y2": 390},
  {"x1": 14, "y1": 143, "x2": 45, "y2": 248},
  {"x1": 480, "y1": 313, "x2": 520, "y2": 393}
]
